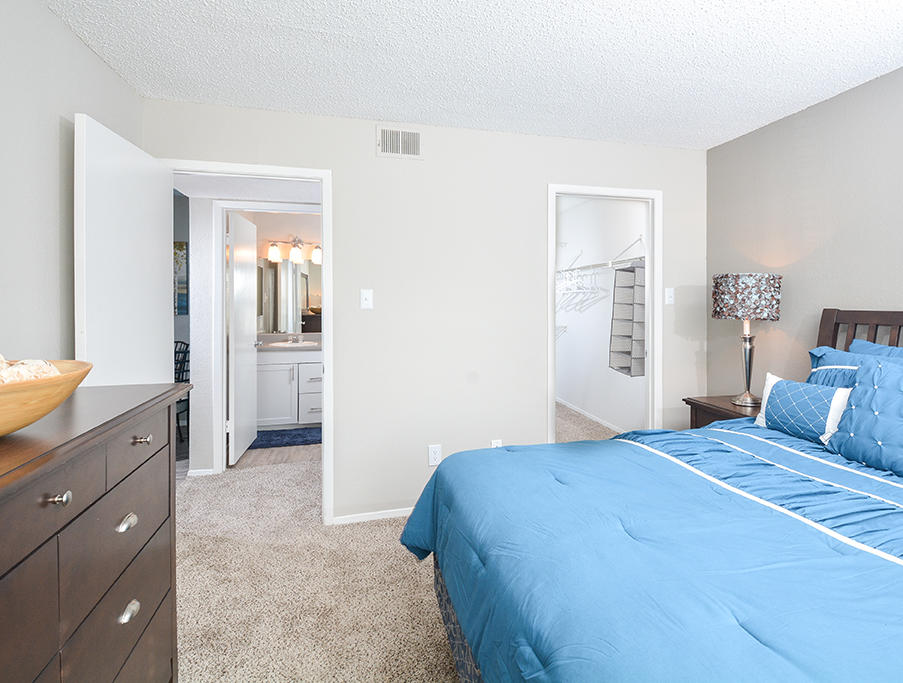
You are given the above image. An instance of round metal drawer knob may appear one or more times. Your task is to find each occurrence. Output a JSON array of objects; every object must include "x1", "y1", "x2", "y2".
[
  {"x1": 132, "y1": 434, "x2": 153, "y2": 446},
  {"x1": 47, "y1": 490, "x2": 73, "y2": 507}
]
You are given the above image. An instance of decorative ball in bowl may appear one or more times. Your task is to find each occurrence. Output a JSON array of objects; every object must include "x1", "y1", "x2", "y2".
[
  {"x1": 309, "y1": 307, "x2": 322, "y2": 315},
  {"x1": 0, "y1": 360, "x2": 93, "y2": 436}
]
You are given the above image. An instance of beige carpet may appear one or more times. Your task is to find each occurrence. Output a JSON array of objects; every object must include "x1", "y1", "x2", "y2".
[
  {"x1": 175, "y1": 448, "x2": 455, "y2": 682},
  {"x1": 555, "y1": 402, "x2": 619, "y2": 442}
]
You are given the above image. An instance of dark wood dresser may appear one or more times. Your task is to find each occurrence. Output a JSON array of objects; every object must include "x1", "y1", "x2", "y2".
[{"x1": 0, "y1": 383, "x2": 189, "y2": 683}]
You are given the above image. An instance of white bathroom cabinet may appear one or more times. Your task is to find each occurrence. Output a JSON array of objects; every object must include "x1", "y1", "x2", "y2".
[
  {"x1": 257, "y1": 363, "x2": 300, "y2": 426},
  {"x1": 257, "y1": 352, "x2": 323, "y2": 427}
]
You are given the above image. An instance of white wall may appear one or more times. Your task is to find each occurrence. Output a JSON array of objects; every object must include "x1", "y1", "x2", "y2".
[
  {"x1": 707, "y1": 67, "x2": 903, "y2": 393},
  {"x1": 187, "y1": 199, "x2": 224, "y2": 474},
  {"x1": 0, "y1": 1, "x2": 143, "y2": 359},
  {"x1": 143, "y1": 100, "x2": 707, "y2": 517},
  {"x1": 555, "y1": 196, "x2": 647, "y2": 432}
]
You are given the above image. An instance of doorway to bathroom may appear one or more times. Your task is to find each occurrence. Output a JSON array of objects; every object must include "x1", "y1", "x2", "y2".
[
  {"x1": 167, "y1": 162, "x2": 336, "y2": 523},
  {"x1": 547, "y1": 185, "x2": 663, "y2": 442}
]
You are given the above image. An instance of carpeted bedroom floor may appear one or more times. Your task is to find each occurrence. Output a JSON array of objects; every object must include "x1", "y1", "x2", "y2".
[
  {"x1": 175, "y1": 407, "x2": 615, "y2": 681},
  {"x1": 175, "y1": 448, "x2": 456, "y2": 682}
]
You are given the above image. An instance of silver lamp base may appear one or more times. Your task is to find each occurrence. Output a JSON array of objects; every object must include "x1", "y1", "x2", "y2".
[
  {"x1": 731, "y1": 390, "x2": 761, "y2": 407},
  {"x1": 732, "y1": 333, "x2": 760, "y2": 407}
]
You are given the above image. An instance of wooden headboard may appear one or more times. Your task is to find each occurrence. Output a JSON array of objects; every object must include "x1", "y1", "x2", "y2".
[{"x1": 817, "y1": 308, "x2": 903, "y2": 350}]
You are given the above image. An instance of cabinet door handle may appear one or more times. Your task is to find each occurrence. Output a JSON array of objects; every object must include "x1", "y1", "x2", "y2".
[
  {"x1": 47, "y1": 490, "x2": 73, "y2": 507},
  {"x1": 118, "y1": 599, "x2": 141, "y2": 624},
  {"x1": 115, "y1": 512, "x2": 139, "y2": 533},
  {"x1": 132, "y1": 434, "x2": 153, "y2": 446},
  {"x1": 290, "y1": 366, "x2": 295, "y2": 382}
]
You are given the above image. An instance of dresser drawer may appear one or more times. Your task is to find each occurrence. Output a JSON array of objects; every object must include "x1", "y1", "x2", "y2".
[
  {"x1": 115, "y1": 590, "x2": 173, "y2": 683},
  {"x1": 0, "y1": 540, "x2": 59, "y2": 683},
  {"x1": 0, "y1": 446, "x2": 105, "y2": 578},
  {"x1": 58, "y1": 448, "x2": 170, "y2": 642},
  {"x1": 106, "y1": 408, "x2": 169, "y2": 488},
  {"x1": 61, "y1": 520, "x2": 170, "y2": 683},
  {"x1": 298, "y1": 362, "x2": 323, "y2": 394},
  {"x1": 34, "y1": 654, "x2": 60, "y2": 683},
  {"x1": 298, "y1": 392, "x2": 323, "y2": 424}
]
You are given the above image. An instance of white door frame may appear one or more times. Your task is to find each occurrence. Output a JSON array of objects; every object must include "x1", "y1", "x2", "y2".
[
  {"x1": 547, "y1": 184, "x2": 663, "y2": 441},
  {"x1": 161, "y1": 159, "x2": 336, "y2": 525}
]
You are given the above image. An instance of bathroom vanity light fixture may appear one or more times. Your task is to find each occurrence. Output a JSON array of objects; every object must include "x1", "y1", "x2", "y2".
[
  {"x1": 267, "y1": 242, "x2": 282, "y2": 263},
  {"x1": 311, "y1": 245, "x2": 323, "y2": 265},
  {"x1": 289, "y1": 242, "x2": 304, "y2": 264}
]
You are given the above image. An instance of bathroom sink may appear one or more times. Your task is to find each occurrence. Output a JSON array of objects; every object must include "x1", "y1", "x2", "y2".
[{"x1": 267, "y1": 340, "x2": 318, "y2": 348}]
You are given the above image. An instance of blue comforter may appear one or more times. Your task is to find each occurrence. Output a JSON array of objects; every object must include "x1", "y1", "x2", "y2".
[{"x1": 401, "y1": 419, "x2": 903, "y2": 681}]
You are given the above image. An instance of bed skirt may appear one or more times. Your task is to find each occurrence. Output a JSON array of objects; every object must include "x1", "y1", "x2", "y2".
[{"x1": 433, "y1": 556, "x2": 483, "y2": 682}]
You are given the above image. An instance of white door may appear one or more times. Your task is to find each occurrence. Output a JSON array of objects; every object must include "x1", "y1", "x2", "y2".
[
  {"x1": 74, "y1": 114, "x2": 174, "y2": 385},
  {"x1": 257, "y1": 364, "x2": 299, "y2": 426},
  {"x1": 227, "y1": 212, "x2": 258, "y2": 465}
]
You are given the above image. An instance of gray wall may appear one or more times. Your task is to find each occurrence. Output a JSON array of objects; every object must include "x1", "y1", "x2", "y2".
[
  {"x1": 142, "y1": 100, "x2": 707, "y2": 516},
  {"x1": 707, "y1": 67, "x2": 903, "y2": 395},
  {"x1": 0, "y1": 1, "x2": 143, "y2": 359}
]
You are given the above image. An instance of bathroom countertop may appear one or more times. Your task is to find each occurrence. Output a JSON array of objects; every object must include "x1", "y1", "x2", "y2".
[{"x1": 258, "y1": 343, "x2": 322, "y2": 352}]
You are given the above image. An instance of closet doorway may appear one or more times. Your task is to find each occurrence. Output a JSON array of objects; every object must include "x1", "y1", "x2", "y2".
[{"x1": 547, "y1": 185, "x2": 663, "y2": 442}]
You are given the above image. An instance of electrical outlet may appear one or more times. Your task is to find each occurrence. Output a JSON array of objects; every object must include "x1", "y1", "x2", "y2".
[
  {"x1": 665, "y1": 287, "x2": 675, "y2": 305},
  {"x1": 490, "y1": 439, "x2": 502, "y2": 448},
  {"x1": 428, "y1": 444, "x2": 442, "y2": 466},
  {"x1": 360, "y1": 288, "x2": 374, "y2": 309}
]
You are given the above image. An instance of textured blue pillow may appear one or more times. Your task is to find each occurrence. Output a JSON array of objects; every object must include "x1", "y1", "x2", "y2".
[
  {"x1": 807, "y1": 346, "x2": 903, "y2": 388},
  {"x1": 756, "y1": 373, "x2": 851, "y2": 444},
  {"x1": 828, "y1": 358, "x2": 903, "y2": 476},
  {"x1": 850, "y1": 339, "x2": 903, "y2": 359}
]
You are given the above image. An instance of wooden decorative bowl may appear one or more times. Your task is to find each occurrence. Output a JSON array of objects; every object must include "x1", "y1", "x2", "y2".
[{"x1": 0, "y1": 360, "x2": 93, "y2": 436}]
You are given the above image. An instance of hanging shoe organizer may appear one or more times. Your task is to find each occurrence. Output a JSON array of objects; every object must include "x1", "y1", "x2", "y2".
[{"x1": 609, "y1": 260, "x2": 645, "y2": 377}]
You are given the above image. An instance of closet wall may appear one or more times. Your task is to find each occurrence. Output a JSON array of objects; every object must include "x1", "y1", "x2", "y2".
[{"x1": 555, "y1": 196, "x2": 648, "y2": 433}]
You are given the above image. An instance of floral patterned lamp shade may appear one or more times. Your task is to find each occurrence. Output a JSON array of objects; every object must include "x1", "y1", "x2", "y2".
[
  {"x1": 712, "y1": 273, "x2": 782, "y2": 321},
  {"x1": 712, "y1": 272, "x2": 782, "y2": 407}
]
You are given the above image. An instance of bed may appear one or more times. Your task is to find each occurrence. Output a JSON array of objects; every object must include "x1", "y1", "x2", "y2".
[{"x1": 401, "y1": 308, "x2": 903, "y2": 682}]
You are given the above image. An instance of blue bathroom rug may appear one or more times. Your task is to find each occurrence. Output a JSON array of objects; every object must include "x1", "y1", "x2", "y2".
[{"x1": 248, "y1": 427, "x2": 321, "y2": 449}]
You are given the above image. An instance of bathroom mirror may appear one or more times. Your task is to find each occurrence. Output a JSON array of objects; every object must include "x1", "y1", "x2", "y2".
[{"x1": 258, "y1": 259, "x2": 316, "y2": 333}]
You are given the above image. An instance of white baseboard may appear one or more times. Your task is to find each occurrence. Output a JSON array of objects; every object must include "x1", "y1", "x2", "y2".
[
  {"x1": 186, "y1": 468, "x2": 215, "y2": 477},
  {"x1": 330, "y1": 506, "x2": 413, "y2": 525},
  {"x1": 555, "y1": 398, "x2": 625, "y2": 434}
]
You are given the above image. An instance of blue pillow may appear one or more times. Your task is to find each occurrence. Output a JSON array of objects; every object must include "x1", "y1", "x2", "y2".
[
  {"x1": 850, "y1": 339, "x2": 903, "y2": 359},
  {"x1": 807, "y1": 346, "x2": 903, "y2": 388},
  {"x1": 755, "y1": 373, "x2": 851, "y2": 444},
  {"x1": 828, "y1": 358, "x2": 903, "y2": 476}
]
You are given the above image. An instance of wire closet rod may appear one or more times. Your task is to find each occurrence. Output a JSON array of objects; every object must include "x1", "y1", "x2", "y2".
[{"x1": 556, "y1": 255, "x2": 644, "y2": 275}]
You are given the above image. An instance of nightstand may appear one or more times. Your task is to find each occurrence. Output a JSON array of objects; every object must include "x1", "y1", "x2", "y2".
[{"x1": 683, "y1": 396, "x2": 759, "y2": 429}]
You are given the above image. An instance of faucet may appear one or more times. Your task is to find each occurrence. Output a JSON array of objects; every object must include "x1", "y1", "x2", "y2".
[{"x1": 290, "y1": 335, "x2": 300, "y2": 343}]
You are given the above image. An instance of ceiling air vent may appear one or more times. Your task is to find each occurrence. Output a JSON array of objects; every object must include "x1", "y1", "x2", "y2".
[{"x1": 376, "y1": 125, "x2": 423, "y2": 160}]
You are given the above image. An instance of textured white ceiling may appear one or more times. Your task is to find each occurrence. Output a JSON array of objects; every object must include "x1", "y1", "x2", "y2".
[{"x1": 50, "y1": 0, "x2": 903, "y2": 148}]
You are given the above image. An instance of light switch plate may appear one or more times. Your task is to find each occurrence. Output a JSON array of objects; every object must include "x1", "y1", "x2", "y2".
[
  {"x1": 665, "y1": 287, "x2": 675, "y2": 305},
  {"x1": 360, "y1": 288, "x2": 374, "y2": 309}
]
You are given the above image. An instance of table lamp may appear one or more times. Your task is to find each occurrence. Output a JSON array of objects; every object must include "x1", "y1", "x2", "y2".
[{"x1": 712, "y1": 273, "x2": 782, "y2": 406}]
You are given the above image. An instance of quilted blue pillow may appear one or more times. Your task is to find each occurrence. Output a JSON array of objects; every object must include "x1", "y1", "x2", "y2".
[
  {"x1": 829, "y1": 358, "x2": 903, "y2": 476},
  {"x1": 755, "y1": 373, "x2": 851, "y2": 444},
  {"x1": 807, "y1": 346, "x2": 903, "y2": 388},
  {"x1": 850, "y1": 339, "x2": 903, "y2": 359}
]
